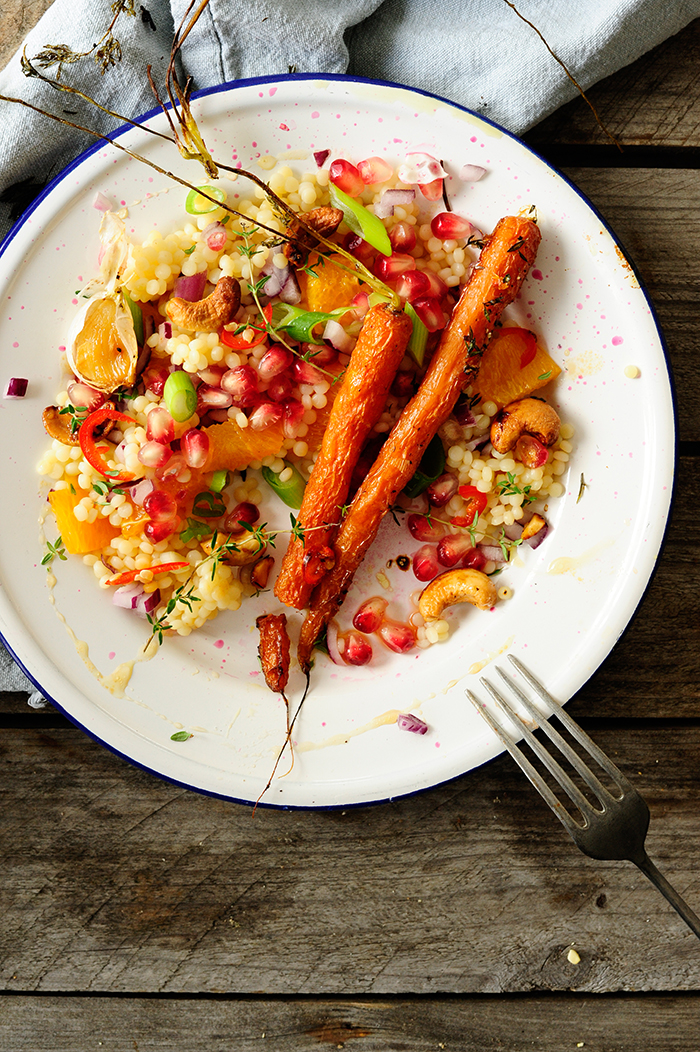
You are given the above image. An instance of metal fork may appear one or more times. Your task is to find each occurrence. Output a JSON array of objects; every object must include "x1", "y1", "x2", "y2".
[{"x1": 466, "y1": 655, "x2": 700, "y2": 940}]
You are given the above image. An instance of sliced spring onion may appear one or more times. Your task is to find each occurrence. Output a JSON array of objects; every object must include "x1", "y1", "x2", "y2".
[
  {"x1": 261, "y1": 464, "x2": 306, "y2": 508},
  {"x1": 163, "y1": 370, "x2": 197, "y2": 422},
  {"x1": 328, "y1": 183, "x2": 392, "y2": 256},
  {"x1": 122, "y1": 289, "x2": 144, "y2": 345},
  {"x1": 185, "y1": 185, "x2": 227, "y2": 215},
  {"x1": 209, "y1": 469, "x2": 230, "y2": 493},
  {"x1": 402, "y1": 434, "x2": 446, "y2": 499},
  {"x1": 405, "y1": 302, "x2": 429, "y2": 366},
  {"x1": 270, "y1": 302, "x2": 347, "y2": 345}
]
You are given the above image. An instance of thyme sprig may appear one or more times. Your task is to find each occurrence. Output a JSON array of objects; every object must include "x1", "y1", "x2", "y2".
[
  {"x1": 30, "y1": 0, "x2": 137, "y2": 78},
  {"x1": 42, "y1": 535, "x2": 67, "y2": 567}
]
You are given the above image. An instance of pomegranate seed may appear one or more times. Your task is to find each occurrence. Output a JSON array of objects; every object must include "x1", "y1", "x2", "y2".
[
  {"x1": 143, "y1": 489, "x2": 178, "y2": 523},
  {"x1": 181, "y1": 427, "x2": 210, "y2": 469},
  {"x1": 378, "y1": 619, "x2": 416, "y2": 654},
  {"x1": 430, "y1": 212, "x2": 472, "y2": 240},
  {"x1": 301, "y1": 341, "x2": 338, "y2": 366},
  {"x1": 197, "y1": 384, "x2": 233, "y2": 411},
  {"x1": 343, "y1": 232, "x2": 374, "y2": 263},
  {"x1": 283, "y1": 399, "x2": 305, "y2": 439},
  {"x1": 224, "y1": 501, "x2": 259, "y2": 533},
  {"x1": 421, "y1": 271, "x2": 449, "y2": 299},
  {"x1": 374, "y1": 252, "x2": 416, "y2": 282},
  {"x1": 267, "y1": 374, "x2": 295, "y2": 403},
  {"x1": 394, "y1": 269, "x2": 430, "y2": 303},
  {"x1": 350, "y1": 292, "x2": 370, "y2": 320},
  {"x1": 67, "y1": 380, "x2": 105, "y2": 412},
  {"x1": 389, "y1": 221, "x2": 417, "y2": 253},
  {"x1": 155, "y1": 453, "x2": 190, "y2": 484},
  {"x1": 329, "y1": 158, "x2": 364, "y2": 197},
  {"x1": 293, "y1": 358, "x2": 324, "y2": 384},
  {"x1": 302, "y1": 546, "x2": 335, "y2": 586},
  {"x1": 412, "y1": 544, "x2": 440, "y2": 581},
  {"x1": 353, "y1": 596, "x2": 388, "y2": 634},
  {"x1": 137, "y1": 440, "x2": 172, "y2": 469},
  {"x1": 412, "y1": 296, "x2": 448, "y2": 332},
  {"x1": 143, "y1": 365, "x2": 170, "y2": 397},
  {"x1": 198, "y1": 365, "x2": 226, "y2": 387},
  {"x1": 146, "y1": 407, "x2": 175, "y2": 444},
  {"x1": 391, "y1": 371, "x2": 415, "y2": 398},
  {"x1": 407, "y1": 514, "x2": 445, "y2": 543},
  {"x1": 249, "y1": 401, "x2": 284, "y2": 431},
  {"x1": 419, "y1": 176, "x2": 444, "y2": 200},
  {"x1": 463, "y1": 546, "x2": 487, "y2": 571},
  {"x1": 343, "y1": 631, "x2": 373, "y2": 665},
  {"x1": 357, "y1": 156, "x2": 393, "y2": 185},
  {"x1": 515, "y1": 435, "x2": 550, "y2": 468},
  {"x1": 437, "y1": 532, "x2": 474, "y2": 567},
  {"x1": 206, "y1": 228, "x2": 227, "y2": 251},
  {"x1": 221, "y1": 364, "x2": 260, "y2": 406},
  {"x1": 257, "y1": 346, "x2": 294, "y2": 380},
  {"x1": 426, "y1": 473, "x2": 458, "y2": 507},
  {"x1": 453, "y1": 394, "x2": 476, "y2": 427},
  {"x1": 144, "y1": 517, "x2": 179, "y2": 543}
]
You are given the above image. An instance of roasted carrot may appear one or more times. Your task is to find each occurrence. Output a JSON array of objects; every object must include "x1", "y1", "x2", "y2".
[
  {"x1": 256, "y1": 613, "x2": 291, "y2": 696},
  {"x1": 274, "y1": 302, "x2": 412, "y2": 610},
  {"x1": 297, "y1": 213, "x2": 541, "y2": 671}
]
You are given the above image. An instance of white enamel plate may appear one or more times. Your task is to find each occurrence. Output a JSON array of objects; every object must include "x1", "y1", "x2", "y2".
[{"x1": 0, "y1": 75, "x2": 673, "y2": 807}]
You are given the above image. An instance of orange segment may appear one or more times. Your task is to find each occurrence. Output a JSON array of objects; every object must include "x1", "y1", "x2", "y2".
[
  {"x1": 302, "y1": 252, "x2": 361, "y2": 313},
  {"x1": 48, "y1": 487, "x2": 121, "y2": 554},
  {"x1": 203, "y1": 417, "x2": 286, "y2": 471},
  {"x1": 474, "y1": 327, "x2": 561, "y2": 408}
]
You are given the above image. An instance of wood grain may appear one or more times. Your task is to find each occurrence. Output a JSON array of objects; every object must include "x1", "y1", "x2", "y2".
[
  {"x1": 2, "y1": 725, "x2": 700, "y2": 995},
  {"x1": 1, "y1": 994, "x2": 700, "y2": 1051},
  {"x1": 527, "y1": 18, "x2": 700, "y2": 148}
]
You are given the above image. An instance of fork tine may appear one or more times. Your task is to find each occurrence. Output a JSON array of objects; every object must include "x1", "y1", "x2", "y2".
[
  {"x1": 479, "y1": 678, "x2": 600, "y2": 824},
  {"x1": 494, "y1": 667, "x2": 618, "y2": 810},
  {"x1": 465, "y1": 690, "x2": 582, "y2": 839},
  {"x1": 507, "y1": 655, "x2": 634, "y2": 792}
]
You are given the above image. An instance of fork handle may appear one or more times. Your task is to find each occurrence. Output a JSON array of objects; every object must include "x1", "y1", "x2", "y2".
[{"x1": 635, "y1": 854, "x2": 700, "y2": 940}]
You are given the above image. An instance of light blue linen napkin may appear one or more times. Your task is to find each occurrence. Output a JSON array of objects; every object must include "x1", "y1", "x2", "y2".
[{"x1": 1, "y1": 0, "x2": 699, "y2": 694}]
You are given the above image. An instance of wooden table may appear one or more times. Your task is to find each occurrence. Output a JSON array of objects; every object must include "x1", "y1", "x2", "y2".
[{"x1": 2, "y1": 14, "x2": 700, "y2": 1051}]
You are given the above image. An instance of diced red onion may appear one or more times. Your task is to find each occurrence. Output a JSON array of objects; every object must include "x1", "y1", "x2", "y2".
[
  {"x1": 397, "y1": 712, "x2": 428, "y2": 735},
  {"x1": 374, "y1": 188, "x2": 416, "y2": 220},
  {"x1": 158, "y1": 321, "x2": 173, "y2": 341},
  {"x1": 172, "y1": 271, "x2": 207, "y2": 302},
  {"x1": 93, "y1": 191, "x2": 113, "y2": 212},
  {"x1": 326, "y1": 621, "x2": 345, "y2": 665},
  {"x1": 314, "y1": 150, "x2": 330, "y2": 168},
  {"x1": 130, "y1": 478, "x2": 155, "y2": 507},
  {"x1": 479, "y1": 543, "x2": 506, "y2": 564},
  {"x1": 453, "y1": 398, "x2": 476, "y2": 427},
  {"x1": 113, "y1": 583, "x2": 145, "y2": 610},
  {"x1": 503, "y1": 523, "x2": 523, "y2": 542},
  {"x1": 135, "y1": 588, "x2": 161, "y2": 617},
  {"x1": 4, "y1": 377, "x2": 28, "y2": 398},
  {"x1": 323, "y1": 319, "x2": 355, "y2": 354},
  {"x1": 525, "y1": 522, "x2": 550, "y2": 549},
  {"x1": 459, "y1": 164, "x2": 486, "y2": 183},
  {"x1": 278, "y1": 268, "x2": 301, "y2": 305},
  {"x1": 398, "y1": 153, "x2": 447, "y2": 185}
]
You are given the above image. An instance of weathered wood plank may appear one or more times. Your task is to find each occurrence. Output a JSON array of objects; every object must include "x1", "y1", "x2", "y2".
[
  {"x1": 2, "y1": 725, "x2": 700, "y2": 995},
  {"x1": 527, "y1": 18, "x2": 700, "y2": 148},
  {"x1": 1, "y1": 993, "x2": 700, "y2": 1052},
  {"x1": 0, "y1": 0, "x2": 54, "y2": 71}
]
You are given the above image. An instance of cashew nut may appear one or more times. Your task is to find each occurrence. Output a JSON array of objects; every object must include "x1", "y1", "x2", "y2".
[
  {"x1": 166, "y1": 275, "x2": 241, "y2": 334},
  {"x1": 419, "y1": 568, "x2": 498, "y2": 621},
  {"x1": 284, "y1": 206, "x2": 344, "y2": 266},
  {"x1": 42, "y1": 405, "x2": 81, "y2": 445},
  {"x1": 202, "y1": 530, "x2": 267, "y2": 566},
  {"x1": 490, "y1": 398, "x2": 560, "y2": 458}
]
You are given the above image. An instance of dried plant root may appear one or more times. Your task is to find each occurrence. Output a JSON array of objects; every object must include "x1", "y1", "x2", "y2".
[{"x1": 296, "y1": 213, "x2": 541, "y2": 672}]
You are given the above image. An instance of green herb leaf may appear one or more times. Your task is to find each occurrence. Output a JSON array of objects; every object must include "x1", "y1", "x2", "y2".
[{"x1": 170, "y1": 731, "x2": 192, "y2": 741}]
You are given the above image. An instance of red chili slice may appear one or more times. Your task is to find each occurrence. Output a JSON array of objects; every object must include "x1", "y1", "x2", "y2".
[
  {"x1": 78, "y1": 402, "x2": 139, "y2": 483},
  {"x1": 219, "y1": 304, "x2": 272, "y2": 350},
  {"x1": 452, "y1": 485, "x2": 488, "y2": 526},
  {"x1": 103, "y1": 561, "x2": 191, "y2": 587}
]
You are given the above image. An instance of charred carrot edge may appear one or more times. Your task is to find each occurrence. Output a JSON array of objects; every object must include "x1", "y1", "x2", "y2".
[
  {"x1": 256, "y1": 613, "x2": 291, "y2": 696},
  {"x1": 297, "y1": 213, "x2": 542, "y2": 672},
  {"x1": 274, "y1": 302, "x2": 412, "y2": 610}
]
